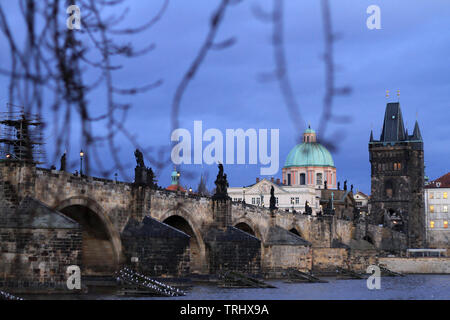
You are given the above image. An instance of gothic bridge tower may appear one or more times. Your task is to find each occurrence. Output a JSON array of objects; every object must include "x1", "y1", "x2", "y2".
[{"x1": 369, "y1": 102, "x2": 425, "y2": 248}]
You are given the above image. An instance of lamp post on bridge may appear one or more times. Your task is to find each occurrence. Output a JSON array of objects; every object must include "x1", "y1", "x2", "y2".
[{"x1": 80, "y1": 149, "x2": 84, "y2": 176}]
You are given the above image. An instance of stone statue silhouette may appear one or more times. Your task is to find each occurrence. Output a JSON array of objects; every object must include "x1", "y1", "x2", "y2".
[
  {"x1": 60, "y1": 152, "x2": 66, "y2": 171},
  {"x1": 351, "y1": 184, "x2": 354, "y2": 193},
  {"x1": 344, "y1": 180, "x2": 348, "y2": 191},
  {"x1": 270, "y1": 186, "x2": 277, "y2": 211},
  {"x1": 134, "y1": 149, "x2": 145, "y2": 168},
  {"x1": 337, "y1": 182, "x2": 341, "y2": 190},
  {"x1": 324, "y1": 180, "x2": 328, "y2": 190},
  {"x1": 305, "y1": 201, "x2": 312, "y2": 215},
  {"x1": 213, "y1": 163, "x2": 229, "y2": 198}
]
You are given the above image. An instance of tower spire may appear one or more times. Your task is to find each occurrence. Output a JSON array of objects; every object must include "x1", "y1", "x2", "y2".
[{"x1": 412, "y1": 120, "x2": 423, "y2": 141}]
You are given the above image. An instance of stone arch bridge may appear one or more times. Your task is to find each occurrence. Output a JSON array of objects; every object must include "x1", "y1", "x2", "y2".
[{"x1": 0, "y1": 162, "x2": 406, "y2": 277}]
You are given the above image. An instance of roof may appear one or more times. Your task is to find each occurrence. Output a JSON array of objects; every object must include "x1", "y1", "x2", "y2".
[
  {"x1": 122, "y1": 216, "x2": 190, "y2": 239},
  {"x1": 284, "y1": 142, "x2": 334, "y2": 168},
  {"x1": 380, "y1": 103, "x2": 406, "y2": 142},
  {"x1": 356, "y1": 191, "x2": 369, "y2": 198},
  {"x1": 166, "y1": 184, "x2": 186, "y2": 192},
  {"x1": 304, "y1": 127, "x2": 316, "y2": 134},
  {"x1": 264, "y1": 226, "x2": 311, "y2": 246},
  {"x1": 372, "y1": 102, "x2": 423, "y2": 144},
  {"x1": 425, "y1": 173, "x2": 450, "y2": 189},
  {"x1": 320, "y1": 189, "x2": 352, "y2": 203},
  {"x1": 0, "y1": 197, "x2": 80, "y2": 229}
]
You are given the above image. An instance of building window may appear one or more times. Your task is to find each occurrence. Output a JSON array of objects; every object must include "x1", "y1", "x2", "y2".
[
  {"x1": 300, "y1": 173, "x2": 306, "y2": 185},
  {"x1": 429, "y1": 205, "x2": 434, "y2": 213},
  {"x1": 295, "y1": 197, "x2": 299, "y2": 204},
  {"x1": 436, "y1": 193, "x2": 441, "y2": 199},
  {"x1": 291, "y1": 197, "x2": 295, "y2": 205},
  {"x1": 443, "y1": 206, "x2": 448, "y2": 213},
  {"x1": 356, "y1": 201, "x2": 362, "y2": 206},
  {"x1": 287, "y1": 173, "x2": 291, "y2": 186},
  {"x1": 316, "y1": 173, "x2": 323, "y2": 185},
  {"x1": 429, "y1": 192, "x2": 434, "y2": 199},
  {"x1": 444, "y1": 221, "x2": 448, "y2": 229},
  {"x1": 444, "y1": 192, "x2": 448, "y2": 199},
  {"x1": 252, "y1": 198, "x2": 255, "y2": 205},
  {"x1": 430, "y1": 221, "x2": 435, "y2": 229},
  {"x1": 385, "y1": 180, "x2": 394, "y2": 198},
  {"x1": 256, "y1": 198, "x2": 260, "y2": 205}
]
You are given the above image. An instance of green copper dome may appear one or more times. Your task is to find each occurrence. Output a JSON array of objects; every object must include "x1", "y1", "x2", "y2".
[{"x1": 284, "y1": 142, "x2": 335, "y2": 168}]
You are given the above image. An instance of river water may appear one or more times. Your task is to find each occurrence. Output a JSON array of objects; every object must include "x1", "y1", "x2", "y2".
[
  {"x1": 21, "y1": 275, "x2": 449, "y2": 300},
  {"x1": 111, "y1": 275, "x2": 450, "y2": 300}
]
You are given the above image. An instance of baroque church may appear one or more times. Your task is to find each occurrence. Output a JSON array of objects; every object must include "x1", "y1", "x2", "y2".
[
  {"x1": 228, "y1": 126, "x2": 355, "y2": 218},
  {"x1": 369, "y1": 102, "x2": 425, "y2": 248}
]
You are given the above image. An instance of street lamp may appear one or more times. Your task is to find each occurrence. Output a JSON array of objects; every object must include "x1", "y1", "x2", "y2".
[{"x1": 80, "y1": 149, "x2": 84, "y2": 176}]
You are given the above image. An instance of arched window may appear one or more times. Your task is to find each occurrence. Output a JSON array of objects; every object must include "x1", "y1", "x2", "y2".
[
  {"x1": 385, "y1": 180, "x2": 394, "y2": 198},
  {"x1": 300, "y1": 173, "x2": 306, "y2": 185},
  {"x1": 316, "y1": 173, "x2": 323, "y2": 185}
]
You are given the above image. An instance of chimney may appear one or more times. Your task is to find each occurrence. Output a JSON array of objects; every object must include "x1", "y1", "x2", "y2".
[
  {"x1": 276, "y1": 178, "x2": 280, "y2": 185},
  {"x1": 256, "y1": 177, "x2": 260, "y2": 183}
]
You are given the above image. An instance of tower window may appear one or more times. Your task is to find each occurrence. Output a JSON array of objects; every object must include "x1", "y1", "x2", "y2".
[
  {"x1": 429, "y1": 192, "x2": 434, "y2": 199},
  {"x1": 429, "y1": 205, "x2": 434, "y2": 213},
  {"x1": 444, "y1": 192, "x2": 448, "y2": 199},
  {"x1": 316, "y1": 173, "x2": 323, "y2": 186},
  {"x1": 300, "y1": 173, "x2": 306, "y2": 185},
  {"x1": 385, "y1": 180, "x2": 394, "y2": 198},
  {"x1": 444, "y1": 221, "x2": 448, "y2": 229},
  {"x1": 287, "y1": 173, "x2": 291, "y2": 186},
  {"x1": 443, "y1": 206, "x2": 448, "y2": 213},
  {"x1": 393, "y1": 162, "x2": 402, "y2": 171},
  {"x1": 430, "y1": 221, "x2": 435, "y2": 229}
]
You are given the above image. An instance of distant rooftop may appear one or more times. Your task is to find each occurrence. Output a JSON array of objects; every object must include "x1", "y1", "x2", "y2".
[{"x1": 425, "y1": 172, "x2": 450, "y2": 189}]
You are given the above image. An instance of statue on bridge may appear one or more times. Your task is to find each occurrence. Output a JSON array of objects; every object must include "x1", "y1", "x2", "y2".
[
  {"x1": 60, "y1": 152, "x2": 66, "y2": 172},
  {"x1": 304, "y1": 201, "x2": 312, "y2": 215},
  {"x1": 134, "y1": 149, "x2": 157, "y2": 188},
  {"x1": 344, "y1": 180, "x2": 348, "y2": 191},
  {"x1": 269, "y1": 186, "x2": 277, "y2": 214},
  {"x1": 213, "y1": 163, "x2": 229, "y2": 199},
  {"x1": 134, "y1": 149, "x2": 145, "y2": 168}
]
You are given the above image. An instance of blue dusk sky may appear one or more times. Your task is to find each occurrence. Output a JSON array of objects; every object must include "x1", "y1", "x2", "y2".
[{"x1": 0, "y1": 0, "x2": 449, "y2": 194}]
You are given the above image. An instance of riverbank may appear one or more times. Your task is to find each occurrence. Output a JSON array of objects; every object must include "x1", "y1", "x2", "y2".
[{"x1": 379, "y1": 257, "x2": 450, "y2": 274}]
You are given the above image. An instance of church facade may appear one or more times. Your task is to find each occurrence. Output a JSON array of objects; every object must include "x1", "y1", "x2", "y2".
[
  {"x1": 228, "y1": 126, "x2": 337, "y2": 215},
  {"x1": 369, "y1": 102, "x2": 426, "y2": 248}
]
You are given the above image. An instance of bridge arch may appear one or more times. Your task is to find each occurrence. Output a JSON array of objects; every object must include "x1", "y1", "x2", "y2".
[
  {"x1": 289, "y1": 227, "x2": 303, "y2": 238},
  {"x1": 54, "y1": 196, "x2": 123, "y2": 275},
  {"x1": 233, "y1": 218, "x2": 263, "y2": 241},
  {"x1": 160, "y1": 209, "x2": 206, "y2": 274},
  {"x1": 234, "y1": 222, "x2": 256, "y2": 236}
]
